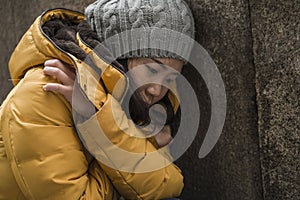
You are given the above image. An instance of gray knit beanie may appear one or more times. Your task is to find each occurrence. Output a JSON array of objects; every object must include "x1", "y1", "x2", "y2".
[{"x1": 85, "y1": 0, "x2": 195, "y2": 61}]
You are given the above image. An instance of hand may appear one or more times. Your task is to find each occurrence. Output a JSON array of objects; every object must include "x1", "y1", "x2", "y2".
[
  {"x1": 154, "y1": 125, "x2": 173, "y2": 148},
  {"x1": 43, "y1": 59, "x2": 75, "y2": 103},
  {"x1": 43, "y1": 59, "x2": 96, "y2": 118}
]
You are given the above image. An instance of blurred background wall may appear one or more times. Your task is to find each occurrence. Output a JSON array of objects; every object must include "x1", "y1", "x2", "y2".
[{"x1": 0, "y1": 0, "x2": 299, "y2": 199}]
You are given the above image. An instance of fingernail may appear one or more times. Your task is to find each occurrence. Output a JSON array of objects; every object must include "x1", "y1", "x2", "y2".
[
  {"x1": 43, "y1": 85, "x2": 48, "y2": 91},
  {"x1": 43, "y1": 67, "x2": 51, "y2": 75},
  {"x1": 44, "y1": 60, "x2": 52, "y2": 65}
]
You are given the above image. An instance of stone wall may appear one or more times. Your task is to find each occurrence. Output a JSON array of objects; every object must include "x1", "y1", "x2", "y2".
[
  {"x1": 177, "y1": 0, "x2": 262, "y2": 199},
  {"x1": 0, "y1": 0, "x2": 298, "y2": 199},
  {"x1": 250, "y1": 1, "x2": 300, "y2": 199}
]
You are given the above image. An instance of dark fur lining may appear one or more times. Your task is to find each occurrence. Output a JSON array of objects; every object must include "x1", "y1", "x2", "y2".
[
  {"x1": 42, "y1": 18, "x2": 125, "y2": 72},
  {"x1": 42, "y1": 19, "x2": 90, "y2": 61}
]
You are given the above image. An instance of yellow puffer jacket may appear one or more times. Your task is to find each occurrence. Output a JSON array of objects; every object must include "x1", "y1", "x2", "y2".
[{"x1": 0, "y1": 8, "x2": 183, "y2": 200}]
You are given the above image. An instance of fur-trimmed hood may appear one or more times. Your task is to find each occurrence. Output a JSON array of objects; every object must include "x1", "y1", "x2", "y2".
[
  {"x1": 9, "y1": 8, "x2": 129, "y2": 104},
  {"x1": 9, "y1": 8, "x2": 85, "y2": 85},
  {"x1": 9, "y1": 8, "x2": 179, "y2": 111}
]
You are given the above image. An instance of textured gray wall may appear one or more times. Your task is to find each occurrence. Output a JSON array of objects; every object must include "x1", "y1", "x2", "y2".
[
  {"x1": 250, "y1": 1, "x2": 300, "y2": 199},
  {"x1": 0, "y1": 0, "x2": 299, "y2": 199},
  {"x1": 177, "y1": 0, "x2": 262, "y2": 199}
]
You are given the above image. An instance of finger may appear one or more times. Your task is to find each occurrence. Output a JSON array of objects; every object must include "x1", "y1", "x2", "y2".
[
  {"x1": 43, "y1": 83, "x2": 72, "y2": 102},
  {"x1": 44, "y1": 66, "x2": 74, "y2": 86},
  {"x1": 44, "y1": 59, "x2": 75, "y2": 80},
  {"x1": 44, "y1": 59, "x2": 75, "y2": 77}
]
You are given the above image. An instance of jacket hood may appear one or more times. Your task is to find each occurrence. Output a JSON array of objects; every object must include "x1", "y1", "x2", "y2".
[
  {"x1": 9, "y1": 8, "x2": 179, "y2": 112},
  {"x1": 9, "y1": 8, "x2": 128, "y2": 102},
  {"x1": 9, "y1": 9, "x2": 85, "y2": 86}
]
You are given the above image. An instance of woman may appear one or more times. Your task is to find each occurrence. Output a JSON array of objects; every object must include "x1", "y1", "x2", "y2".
[{"x1": 0, "y1": 0, "x2": 194, "y2": 199}]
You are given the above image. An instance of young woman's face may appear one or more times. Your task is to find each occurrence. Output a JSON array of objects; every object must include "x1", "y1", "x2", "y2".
[{"x1": 128, "y1": 58, "x2": 183, "y2": 106}]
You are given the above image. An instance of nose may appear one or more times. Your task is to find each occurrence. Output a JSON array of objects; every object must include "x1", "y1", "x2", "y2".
[{"x1": 146, "y1": 84, "x2": 162, "y2": 97}]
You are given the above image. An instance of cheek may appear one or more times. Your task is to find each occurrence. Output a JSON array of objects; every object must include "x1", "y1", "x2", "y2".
[
  {"x1": 138, "y1": 86, "x2": 146, "y2": 95},
  {"x1": 161, "y1": 87, "x2": 169, "y2": 97},
  {"x1": 129, "y1": 71, "x2": 150, "y2": 88},
  {"x1": 154, "y1": 87, "x2": 169, "y2": 102}
]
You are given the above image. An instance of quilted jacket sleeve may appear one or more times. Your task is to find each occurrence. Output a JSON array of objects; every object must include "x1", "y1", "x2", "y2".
[
  {"x1": 1, "y1": 67, "x2": 118, "y2": 200},
  {"x1": 77, "y1": 94, "x2": 184, "y2": 200}
]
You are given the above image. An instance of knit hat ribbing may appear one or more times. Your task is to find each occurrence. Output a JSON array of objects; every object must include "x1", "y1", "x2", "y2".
[{"x1": 85, "y1": 0, "x2": 195, "y2": 61}]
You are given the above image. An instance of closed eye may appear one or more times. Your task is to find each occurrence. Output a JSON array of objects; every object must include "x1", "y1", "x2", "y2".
[
  {"x1": 145, "y1": 64, "x2": 158, "y2": 74},
  {"x1": 164, "y1": 74, "x2": 179, "y2": 85},
  {"x1": 165, "y1": 79, "x2": 172, "y2": 84}
]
